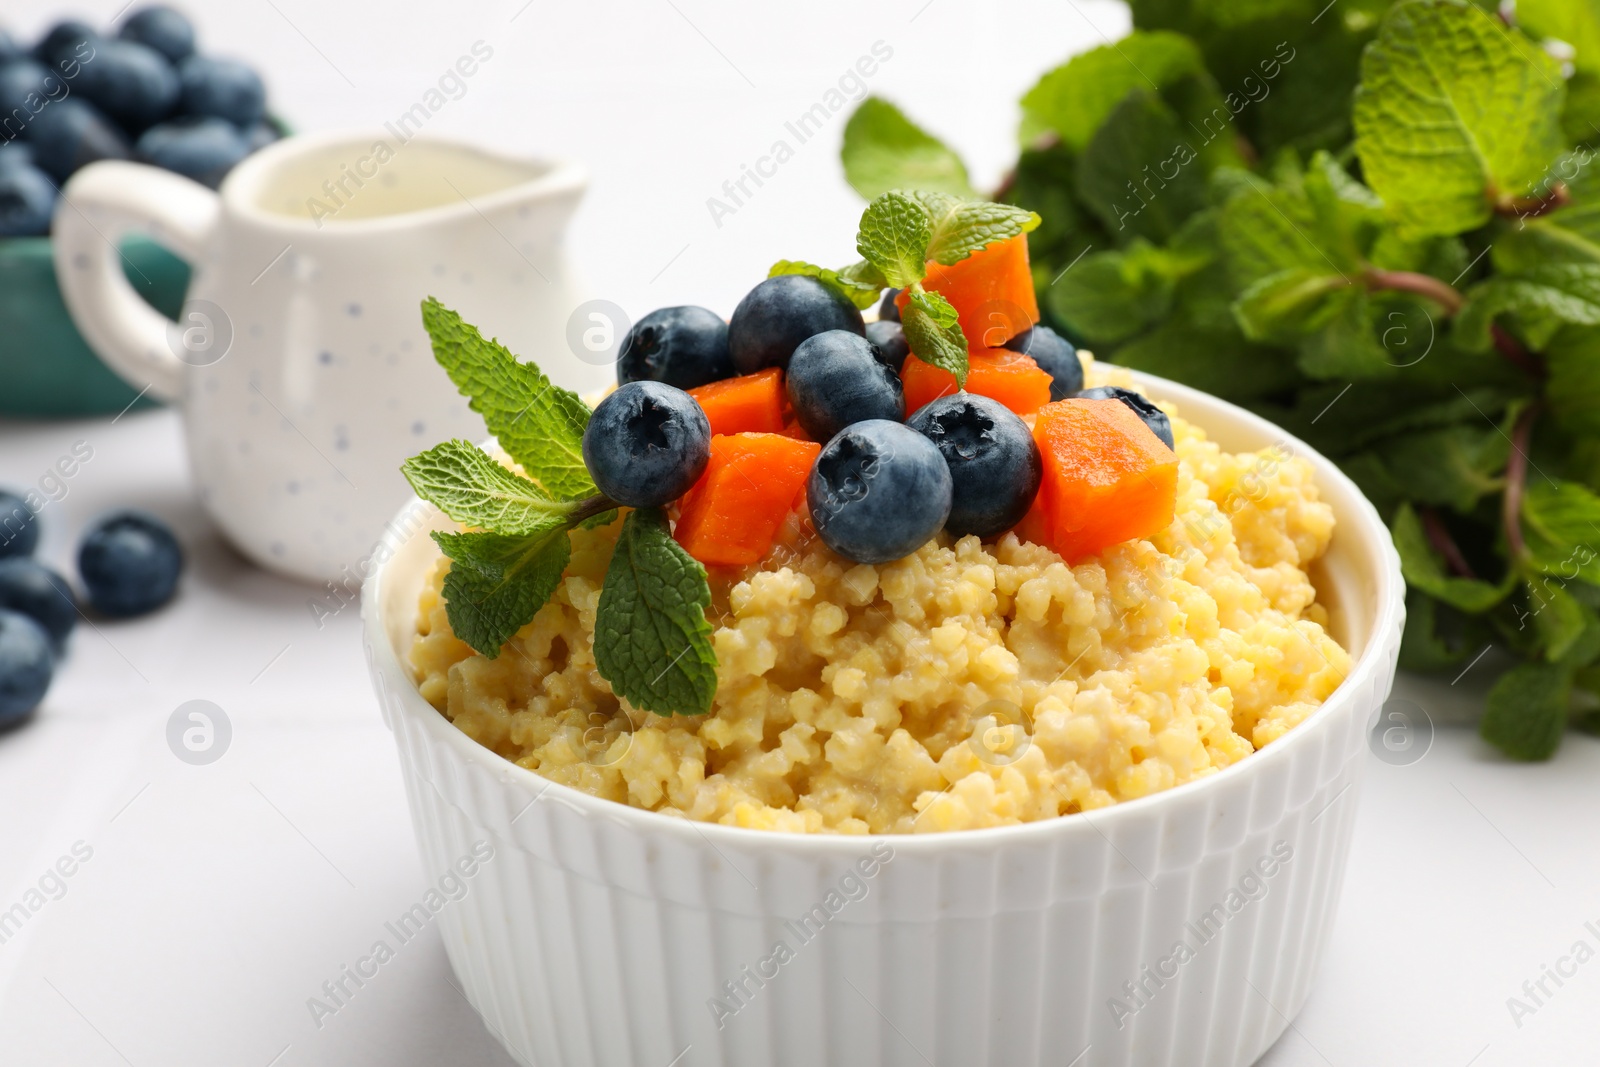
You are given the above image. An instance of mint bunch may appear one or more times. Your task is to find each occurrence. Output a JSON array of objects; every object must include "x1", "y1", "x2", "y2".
[
  {"x1": 839, "y1": 0, "x2": 1600, "y2": 759},
  {"x1": 771, "y1": 191, "x2": 1039, "y2": 385},
  {"x1": 402, "y1": 299, "x2": 716, "y2": 717}
]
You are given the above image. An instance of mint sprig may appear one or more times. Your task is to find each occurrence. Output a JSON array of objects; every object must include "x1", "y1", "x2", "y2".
[
  {"x1": 783, "y1": 190, "x2": 1038, "y2": 387},
  {"x1": 404, "y1": 300, "x2": 717, "y2": 715}
]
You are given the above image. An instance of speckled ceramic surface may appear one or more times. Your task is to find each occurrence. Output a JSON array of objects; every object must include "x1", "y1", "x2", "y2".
[{"x1": 52, "y1": 132, "x2": 609, "y2": 584}]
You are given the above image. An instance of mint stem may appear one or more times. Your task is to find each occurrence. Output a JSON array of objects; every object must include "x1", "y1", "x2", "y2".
[
  {"x1": 1495, "y1": 182, "x2": 1570, "y2": 220},
  {"x1": 1504, "y1": 403, "x2": 1540, "y2": 564},
  {"x1": 1362, "y1": 266, "x2": 1465, "y2": 315},
  {"x1": 1363, "y1": 266, "x2": 1546, "y2": 377},
  {"x1": 569, "y1": 493, "x2": 620, "y2": 526},
  {"x1": 1421, "y1": 506, "x2": 1478, "y2": 580},
  {"x1": 1490, "y1": 325, "x2": 1546, "y2": 379}
]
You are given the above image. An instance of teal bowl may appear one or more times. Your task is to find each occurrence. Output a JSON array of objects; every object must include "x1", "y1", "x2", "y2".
[{"x1": 0, "y1": 234, "x2": 190, "y2": 418}]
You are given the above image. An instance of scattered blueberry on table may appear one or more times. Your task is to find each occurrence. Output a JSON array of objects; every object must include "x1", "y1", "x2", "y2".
[
  {"x1": 582, "y1": 381, "x2": 711, "y2": 508},
  {"x1": 0, "y1": 558, "x2": 77, "y2": 650},
  {"x1": 0, "y1": 7, "x2": 278, "y2": 236},
  {"x1": 807, "y1": 420, "x2": 952, "y2": 565},
  {"x1": 77, "y1": 509, "x2": 184, "y2": 617},
  {"x1": 908, "y1": 394, "x2": 1043, "y2": 538},
  {"x1": 727, "y1": 275, "x2": 865, "y2": 374},
  {"x1": 0, "y1": 609, "x2": 52, "y2": 725},
  {"x1": 0, "y1": 490, "x2": 38, "y2": 559},
  {"x1": 617, "y1": 305, "x2": 733, "y2": 390},
  {"x1": 1078, "y1": 385, "x2": 1175, "y2": 449},
  {"x1": 786, "y1": 329, "x2": 904, "y2": 442}
]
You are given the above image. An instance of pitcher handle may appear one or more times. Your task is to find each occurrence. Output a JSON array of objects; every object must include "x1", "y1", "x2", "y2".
[{"x1": 52, "y1": 161, "x2": 223, "y2": 404}]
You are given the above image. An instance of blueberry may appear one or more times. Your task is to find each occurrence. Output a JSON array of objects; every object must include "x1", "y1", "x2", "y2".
[
  {"x1": 0, "y1": 491, "x2": 37, "y2": 559},
  {"x1": 0, "y1": 141, "x2": 35, "y2": 170},
  {"x1": 27, "y1": 98, "x2": 131, "y2": 182},
  {"x1": 617, "y1": 306, "x2": 733, "y2": 389},
  {"x1": 0, "y1": 160, "x2": 55, "y2": 236},
  {"x1": 135, "y1": 116, "x2": 247, "y2": 188},
  {"x1": 877, "y1": 287, "x2": 901, "y2": 323},
  {"x1": 0, "y1": 559, "x2": 76, "y2": 650},
  {"x1": 33, "y1": 20, "x2": 97, "y2": 73},
  {"x1": 786, "y1": 329, "x2": 904, "y2": 442},
  {"x1": 176, "y1": 55, "x2": 265, "y2": 128},
  {"x1": 1078, "y1": 386, "x2": 1175, "y2": 449},
  {"x1": 0, "y1": 30, "x2": 23, "y2": 65},
  {"x1": 582, "y1": 382, "x2": 711, "y2": 508},
  {"x1": 0, "y1": 58, "x2": 52, "y2": 118},
  {"x1": 807, "y1": 420, "x2": 952, "y2": 564},
  {"x1": 77, "y1": 39, "x2": 179, "y2": 133},
  {"x1": 864, "y1": 319, "x2": 909, "y2": 372},
  {"x1": 907, "y1": 395, "x2": 1042, "y2": 539},
  {"x1": 1004, "y1": 325, "x2": 1082, "y2": 401},
  {"x1": 242, "y1": 120, "x2": 279, "y2": 153},
  {"x1": 727, "y1": 275, "x2": 864, "y2": 375},
  {"x1": 0, "y1": 610, "x2": 51, "y2": 724},
  {"x1": 119, "y1": 6, "x2": 196, "y2": 64},
  {"x1": 78, "y1": 509, "x2": 183, "y2": 617}
]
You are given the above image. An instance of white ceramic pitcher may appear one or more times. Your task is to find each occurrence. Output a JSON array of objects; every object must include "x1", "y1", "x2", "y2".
[{"x1": 53, "y1": 131, "x2": 605, "y2": 584}]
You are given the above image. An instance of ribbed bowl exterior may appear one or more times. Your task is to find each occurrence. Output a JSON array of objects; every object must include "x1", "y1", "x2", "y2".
[{"x1": 362, "y1": 370, "x2": 1405, "y2": 1067}]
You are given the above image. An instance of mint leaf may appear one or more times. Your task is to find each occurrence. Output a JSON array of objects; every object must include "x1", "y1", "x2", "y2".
[
  {"x1": 920, "y1": 197, "x2": 1041, "y2": 266},
  {"x1": 1456, "y1": 264, "x2": 1600, "y2": 350},
  {"x1": 1481, "y1": 660, "x2": 1570, "y2": 760},
  {"x1": 901, "y1": 288, "x2": 969, "y2": 386},
  {"x1": 768, "y1": 259, "x2": 884, "y2": 310},
  {"x1": 1234, "y1": 268, "x2": 1354, "y2": 342},
  {"x1": 1391, "y1": 503, "x2": 1514, "y2": 611},
  {"x1": 421, "y1": 298, "x2": 597, "y2": 501},
  {"x1": 841, "y1": 97, "x2": 975, "y2": 201},
  {"x1": 1544, "y1": 326, "x2": 1600, "y2": 437},
  {"x1": 1075, "y1": 89, "x2": 1209, "y2": 244},
  {"x1": 1019, "y1": 30, "x2": 1211, "y2": 149},
  {"x1": 1295, "y1": 291, "x2": 1414, "y2": 381},
  {"x1": 1046, "y1": 240, "x2": 1184, "y2": 344},
  {"x1": 593, "y1": 508, "x2": 717, "y2": 716},
  {"x1": 433, "y1": 529, "x2": 572, "y2": 658},
  {"x1": 402, "y1": 440, "x2": 580, "y2": 536},
  {"x1": 1219, "y1": 161, "x2": 1368, "y2": 288},
  {"x1": 1357, "y1": 423, "x2": 1510, "y2": 513},
  {"x1": 1528, "y1": 579, "x2": 1591, "y2": 663},
  {"x1": 1111, "y1": 315, "x2": 1300, "y2": 402},
  {"x1": 1399, "y1": 588, "x2": 1489, "y2": 671},
  {"x1": 1516, "y1": 0, "x2": 1600, "y2": 140},
  {"x1": 1352, "y1": 0, "x2": 1566, "y2": 238},
  {"x1": 856, "y1": 192, "x2": 931, "y2": 289},
  {"x1": 1521, "y1": 478, "x2": 1600, "y2": 583}
]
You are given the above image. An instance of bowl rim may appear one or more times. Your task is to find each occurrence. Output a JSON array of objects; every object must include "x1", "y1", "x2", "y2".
[{"x1": 361, "y1": 366, "x2": 1404, "y2": 856}]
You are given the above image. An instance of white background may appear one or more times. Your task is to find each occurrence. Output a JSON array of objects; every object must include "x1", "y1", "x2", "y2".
[{"x1": 1, "y1": 1, "x2": 1598, "y2": 1064}]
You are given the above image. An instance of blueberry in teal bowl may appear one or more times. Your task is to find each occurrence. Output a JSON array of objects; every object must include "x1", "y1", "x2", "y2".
[{"x1": 0, "y1": 7, "x2": 284, "y2": 417}]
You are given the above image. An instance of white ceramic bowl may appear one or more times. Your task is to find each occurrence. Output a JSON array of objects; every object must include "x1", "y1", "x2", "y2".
[{"x1": 361, "y1": 368, "x2": 1404, "y2": 1067}]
